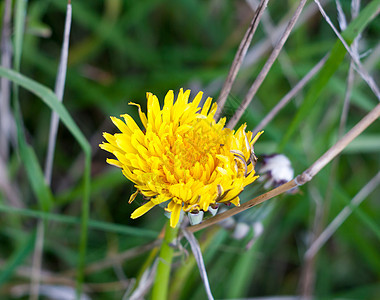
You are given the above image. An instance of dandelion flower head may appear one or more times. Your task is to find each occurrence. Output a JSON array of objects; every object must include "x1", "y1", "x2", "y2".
[{"x1": 100, "y1": 89, "x2": 263, "y2": 228}]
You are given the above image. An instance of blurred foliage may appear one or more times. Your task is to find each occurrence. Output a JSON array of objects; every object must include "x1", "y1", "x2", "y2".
[{"x1": 0, "y1": 0, "x2": 379, "y2": 299}]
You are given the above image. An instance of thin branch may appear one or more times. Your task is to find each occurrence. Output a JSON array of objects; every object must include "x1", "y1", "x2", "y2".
[
  {"x1": 305, "y1": 171, "x2": 380, "y2": 259},
  {"x1": 243, "y1": 0, "x2": 328, "y2": 68},
  {"x1": 227, "y1": 0, "x2": 308, "y2": 129},
  {"x1": 201, "y1": 0, "x2": 326, "y2": 99},
  {"x1": 247, "y1": 0, "x2": 299, "y2": 86},
  {"x1": 188, "y1": 102, "x2": 380, "y2": 233},
  {"x1": 297, "y1": 103, "x2": 380, "y2": 183},
  {"x1": 252, "y1": 55, "x2": 328, "y2": 134},
  {"x1": 313, "y1": 0, "x2": 380, "y2": 100},
  {"x1": 215, "y1": 0, "x2": 269, "y2": 120}
]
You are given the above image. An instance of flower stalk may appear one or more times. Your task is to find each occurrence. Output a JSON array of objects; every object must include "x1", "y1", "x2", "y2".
[{"x1": 151, "y1": 222, "x2": 179, "y2": 300}]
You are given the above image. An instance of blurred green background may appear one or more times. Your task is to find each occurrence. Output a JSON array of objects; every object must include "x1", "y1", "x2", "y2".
[{"x1": 0, "y1": 0, "x2": 379, "y2": 299}]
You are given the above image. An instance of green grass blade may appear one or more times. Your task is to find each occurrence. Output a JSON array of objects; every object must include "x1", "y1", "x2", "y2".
[
  {"x1": 279, "y1": 0, "x2": 380, "y2": 150},
  {"x1": 0, "y1": 67, "x2": 90, "y2": 154},
  {"x1": 0, "y1": 66, "x2": 91, "y2": 297},
  {"x1": 0, "y1": 204, "x2": 159, "y2": 238},
  {"x1": 0, "y1": 230, "x2": 36, "y2": 286},
  {"x1": 13, "y1": 0, "x2": 27, "y2": 72},
  {"x1": 17, "y1": 134, "x2": 54, "y2": 211}
]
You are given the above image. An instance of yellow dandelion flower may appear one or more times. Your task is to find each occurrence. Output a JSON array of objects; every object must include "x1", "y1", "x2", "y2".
[{"x1": 100, "y1": 89, "x2": 263, "y2": 228}]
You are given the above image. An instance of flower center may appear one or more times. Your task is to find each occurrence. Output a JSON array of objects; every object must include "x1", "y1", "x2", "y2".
[{"x1": 173, "y1": 120, "x2": 226, "y2": 173}]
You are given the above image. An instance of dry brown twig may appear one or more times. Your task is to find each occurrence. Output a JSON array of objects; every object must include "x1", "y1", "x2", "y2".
[
  {"x1": 188, "y1": 102, "x2": 380, "y2": 233},
  {"x1": 247, "y1": 0, "x2": 299, "y2": 86},
  {"x1": 227, "y1": 0, "x2": 308, "y2": 129},
  {"x1": 243, "y1": 0, "x2": 328, "y2": 69},
  {"x1": 252, "y1": 54, "x2": 328, "y2": 134},
  {"x1": 203, "y1": 0, "x2": 326, "y2": 100},
  {"x1": 215, "y1": 0, "x2": 269, "y2": 120}
]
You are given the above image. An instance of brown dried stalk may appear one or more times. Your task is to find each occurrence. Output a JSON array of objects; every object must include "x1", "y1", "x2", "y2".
[
  {"x1": 227, "y1": 0, "x2": 308, "y2": 129},
  {"x1": 215, "y1": 0, "x2": 269, "y2": 120},
  {"x1": 243, "y1": 0, "x2": 328, "y2": 69},
  {"x1": 188, "y1": 102, "x2": 380, "y2": 233},
  {"x1": 252, "y1": 54, "x2": 328, "y2": 134}
]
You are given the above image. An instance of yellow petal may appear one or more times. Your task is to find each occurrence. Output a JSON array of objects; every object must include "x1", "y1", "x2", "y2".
[
  {"x1": 147, "y1": 93, "x2": 161, "y2": 125},
  {"x1": 251, "y1": 130, "x2": 264, "y2": 146},
  {"x1": 163, "y1": 90, "x2": 174, "y2": 123},
  {"x1": 129, "y1": 190, "x2": 139, "y2": 204},
  {"x1": 121, "y1": 114, "x2": 142, "y2": 132},
  {"x1": 244, "y1": 174, "x2": 259, "y2": 186},
  {"x1": 129, "y1": 102, "x2": 148, "y2": 128},
  {"x1": 230, "y1": 196, "x2": 240, "y2": 206},
  {"x1": 200, "y1": 97, "x2": 212, "y2": 116},
  {"x1": 131, "y1": 201, "x2": 156, "y2": 219},
  {"x1": 103, "y1": 132, "x2": 117, "y2": 144},
  {"x1": 106, "y1": 158, "x2": 123, "y2": 168},
  {"x1": 191, "y1": 91, "x2": 203, "y2": 108},
  {"x1": 169, "y1": 202, "x2": 182, "y2": 228},
  {"x1": 99, "y1": 142, "x2": 120, "y2": 154}
]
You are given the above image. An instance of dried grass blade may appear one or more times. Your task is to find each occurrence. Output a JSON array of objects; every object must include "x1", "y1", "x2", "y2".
[
  {"x1": 215, "y1": 0, "x2": 269, "y2": 120},
  {"x1": 44, "y1": 1, "x2": 72, "y2": 184},
  {"x1": 227, "y1": 0, "x2": 308, "y2": 129},
  {"x1": 182, "y1": 229, "x2": 214, "y2": 300}
]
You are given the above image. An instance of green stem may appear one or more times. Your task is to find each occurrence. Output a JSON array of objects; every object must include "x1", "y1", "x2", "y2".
[{"x1": 152, "y1": 222, "x2": 179, "y2": 300}]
